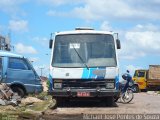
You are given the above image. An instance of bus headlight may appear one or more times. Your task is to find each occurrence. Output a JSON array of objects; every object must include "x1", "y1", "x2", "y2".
[
  {"x1": 106, "y1": 83, "x2": 114, "y2": 89},
  {"x1": 54, "y1": 83, "x2": 62, "y2": 89}
]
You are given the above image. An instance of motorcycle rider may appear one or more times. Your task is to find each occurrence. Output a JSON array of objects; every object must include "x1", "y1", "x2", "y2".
[
  {"x1": 114, "y1": 70, "x2": 134, "y2": 102},
  {"x1": 122, "y1": 70, "x2": 132, "y2": 93}
]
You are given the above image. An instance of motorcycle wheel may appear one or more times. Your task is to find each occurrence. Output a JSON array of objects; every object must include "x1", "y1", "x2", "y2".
[
  {"x1": 121, "y1": 89, "x2": 134, "y2": 103},
  {"x1": 132, "y1": 85, "x2": 139, "y2": 93}
]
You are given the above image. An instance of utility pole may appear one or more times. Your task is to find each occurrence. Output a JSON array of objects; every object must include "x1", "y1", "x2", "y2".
[{"x1": 39, "y1": 67, "x2": 44, "y2": 77}]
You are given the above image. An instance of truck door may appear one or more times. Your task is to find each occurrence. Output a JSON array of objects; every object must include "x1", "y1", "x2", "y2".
[{"x1": 6, "y1": 57, "x2": 36, "y2": 93}]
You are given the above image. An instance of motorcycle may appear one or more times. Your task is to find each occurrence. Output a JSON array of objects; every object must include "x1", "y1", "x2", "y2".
[{"x1": 115, "y1": 73, "x2": 134, "y2": 103}]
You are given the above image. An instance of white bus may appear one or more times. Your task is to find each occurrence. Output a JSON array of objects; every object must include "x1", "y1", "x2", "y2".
[{"x1": 49, "y1": 28, "x2": 121, "y2": 106}]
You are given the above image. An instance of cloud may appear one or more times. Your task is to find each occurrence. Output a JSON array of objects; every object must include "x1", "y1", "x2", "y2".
[
  {"x1": 0, "y1": 0, "x2": 27, "y2": 15},
  {"x1": 37, "y1": 0, "x2": 84, "y2": 6},
  {"x1": 119, "y1": 23, "x2": 160, "y2": 60},
  {"x1": 8, "y1": 20, "x2": 28, "y2": 32},
  {"x1": 46, "y1": 10, "x2": 69, "y2": 17},
  {"x1": 46, "y1": 0, "x2": 160, "y2": 21},
  {"x1": 46, "y1": 10, "x2": 56, "y2": 16},
  {"x1": 132, "y1": 24, "x2": 160, "y2": 32},
  {"x1": 32, "y1": 37, "x2": 49, "y2": 47},
  {"x1": 76, "y1": 0, "x2": 160, "y2": 21},
  {"x1": 15, "y1": 43, "x2": 37, "y2": 54},
  {"x1": 38, "y1": 0, "x2": 68, "y2": 6},
  {"x1": 126, "y1": 65, "x2": 141, "y2": 75},
  {"x1": 98, "y1": 22, "x2": 160, "y2": 60},
  {"x1": 100, "y1": 21, "x2": 112, "y2": 31}
]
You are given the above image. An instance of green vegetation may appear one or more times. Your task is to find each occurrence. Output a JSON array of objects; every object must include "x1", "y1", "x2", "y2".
[
  {"x1": 47, "y1": 79, "x2": 50, "y2": 88},
  {"x1": 28, "y1": 91, "x2": 49, "y2": 100}
]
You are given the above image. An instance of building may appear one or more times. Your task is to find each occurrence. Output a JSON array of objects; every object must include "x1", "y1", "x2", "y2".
[{"x1": 0, "y1": 35, "x2": 11, "y2": 51}]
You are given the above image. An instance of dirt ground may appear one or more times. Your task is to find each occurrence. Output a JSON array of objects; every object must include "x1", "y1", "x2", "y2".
[
  {"x1": 41, "y1": 92, "x2": 160, "y2": 120},
  {"x1": 1, "y1": 92, "x2": 160, "y2": 120}
]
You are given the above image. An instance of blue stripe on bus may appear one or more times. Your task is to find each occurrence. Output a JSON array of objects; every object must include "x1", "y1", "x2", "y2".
[
  {"x1": 82, "y1": 67, "x2": 106, "y2": 79},
  {"x1": 115, "y1": 75, "x2": 119, "y2": 90}
]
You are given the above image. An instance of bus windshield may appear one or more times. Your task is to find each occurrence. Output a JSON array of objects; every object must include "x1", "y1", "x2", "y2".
[{"x1": 52, "y1": 34, "x2": 117, "y2": 68}]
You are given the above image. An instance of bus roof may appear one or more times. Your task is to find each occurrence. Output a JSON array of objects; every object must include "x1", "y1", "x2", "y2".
[
  {"x1": 55, "y1": 29, "x2": 114, "y2": 36},
  {"x1": 0, "y1": 51, "x2": 24, "y2": 58}
]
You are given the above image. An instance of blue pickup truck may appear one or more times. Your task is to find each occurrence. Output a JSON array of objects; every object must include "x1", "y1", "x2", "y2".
[{"x1": 0, "y1": 51, "x2": 43, "y2": 97}]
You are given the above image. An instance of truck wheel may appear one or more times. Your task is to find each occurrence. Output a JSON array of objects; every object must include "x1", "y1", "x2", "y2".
[
  {"x1": 132, "y1": 85, "x2": 139, "y2": 93},
  {"x1": 141, "y1": 89, "x2": 147, "y2": 92},
  {"x1": 12, "y1": 87, "x2": 25, "y2": 97}
]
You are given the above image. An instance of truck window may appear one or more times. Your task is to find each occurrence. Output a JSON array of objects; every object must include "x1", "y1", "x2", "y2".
[
  {"x1": 137, "y1": 71, "x2": 145, "y2": 77},
  {"x1": 8, "y1": 58, "x2": 29, "y2": 70}
]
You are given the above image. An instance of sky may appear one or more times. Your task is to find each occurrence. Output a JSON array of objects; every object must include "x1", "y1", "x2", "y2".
[{"x1": 0, "y1": 0, "x2": 160, "y2": 77}]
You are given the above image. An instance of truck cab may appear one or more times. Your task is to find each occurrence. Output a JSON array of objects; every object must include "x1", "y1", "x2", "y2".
[
  {"x1": 0, "y1": 51, "x2": 43, "y2": 97},
  {"x1": 133, "y1": 70, "x2": 147, "y2": 90},
  {"x1": 48, "y1": 28, "x2": 121, "y2": 106}
]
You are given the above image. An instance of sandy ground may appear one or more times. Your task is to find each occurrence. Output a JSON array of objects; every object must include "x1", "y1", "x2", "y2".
[
  {"x1": 42, "y1": 92, "x2": 160, "y2": 120},
  {"x1": 42, "y1": 81, "x2": 48, "y2": 92}
]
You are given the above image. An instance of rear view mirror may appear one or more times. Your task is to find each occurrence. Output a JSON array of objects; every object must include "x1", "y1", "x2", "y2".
[
  {"x1": 49, "y1": 39, "x2": 53, "y2": 49},
  {"x1": 116, "y1": 39, "x2": 121, "y2": 49}
]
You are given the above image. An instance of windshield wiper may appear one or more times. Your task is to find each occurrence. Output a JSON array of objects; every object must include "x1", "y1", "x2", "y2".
[{"x1": 72, "y1": 46, "x2": 89, "y2": 70}]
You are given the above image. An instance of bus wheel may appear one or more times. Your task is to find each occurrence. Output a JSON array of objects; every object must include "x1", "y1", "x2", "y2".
[
  {"x1": 104, "y1": 97, "x2": 116, "y2": 107},
  {"x1": 55, "y1": 98, "x2": 66, "y2": 107}
]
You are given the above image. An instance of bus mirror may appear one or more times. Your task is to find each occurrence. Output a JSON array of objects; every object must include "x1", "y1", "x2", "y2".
[
  {"x1": 116, "y1": 39, "x2": 121, "y2": 49},
  {"x1": 49, "y1": 39, "x2": 53, "y2": 49}
]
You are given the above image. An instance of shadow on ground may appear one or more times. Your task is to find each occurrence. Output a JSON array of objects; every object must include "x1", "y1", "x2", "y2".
[{"x1": 54, "y1": 99, "x2": 118, "y2": 108}]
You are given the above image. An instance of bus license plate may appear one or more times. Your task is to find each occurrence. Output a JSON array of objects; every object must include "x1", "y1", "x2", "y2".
[{"x1": 77, "y1": 92, "x2": 90, "y2": 97}]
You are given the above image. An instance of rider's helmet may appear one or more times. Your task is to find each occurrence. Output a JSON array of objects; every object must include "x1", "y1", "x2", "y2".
[
  {"x1": 122, "y1": 74, "x2": 127, "y2": 80},
  {"x1": 122, "y1": 70, "x2": 132, "y2": 81},
  {"x1": 122, "y1": 70, "x2": 130, "y2": 80}
]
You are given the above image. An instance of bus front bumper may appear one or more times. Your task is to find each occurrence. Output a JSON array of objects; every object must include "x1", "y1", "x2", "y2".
[{"x1": 48, "y1": 89, "x2": 120, "y2": 98}]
